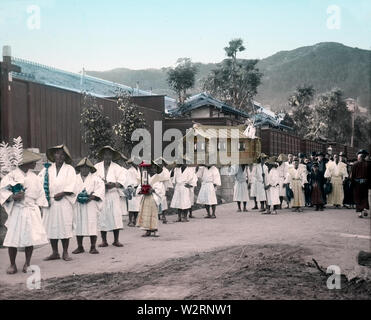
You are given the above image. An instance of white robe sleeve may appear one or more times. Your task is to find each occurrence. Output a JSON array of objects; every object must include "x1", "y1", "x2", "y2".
[
  {"x1": 0, "y1": 172, "x2": 14, "y2": 214},
  {"x1": 212, "y1": 167, "x2": 221, "y2": 186}
]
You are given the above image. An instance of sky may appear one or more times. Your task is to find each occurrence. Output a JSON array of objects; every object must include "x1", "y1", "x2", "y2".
[{"x1": 0, "y1": 0, "x2": 370, "y2": 72}]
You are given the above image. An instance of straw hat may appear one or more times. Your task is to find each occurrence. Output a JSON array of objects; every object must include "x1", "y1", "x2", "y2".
[
  {"x1": 266, "y1": 156, "x2": 277, "y2": 165},
  {"x1": 257, "y1": 153, "x2": 268, "y2": 160},
  {"x1": 20, "y1": 149, "x2": 42, "y2": 166},
  {"x1": 97, "y1": 146, "x2": 121, "y2": 161},
  {"x1": 75, "y1": 157, "x2": 96, "y2": 173},
  {"x1": 126, "y1": 156, "x2": 142, "y2": 165},
  {"x1": 46, "y1": 144, "x2": 72, "y2": 164},
  {"x1": 277, "y1": 153, "x2": 288, "y2": 162}
]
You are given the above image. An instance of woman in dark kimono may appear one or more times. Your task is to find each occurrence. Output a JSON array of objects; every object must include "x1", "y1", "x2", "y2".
[
  {"x1": 309, "y1": 162, "x2": 325, "y2": 211},
  {"x1": 343, "y1": 162, "x2": 355, "y2": 209}
]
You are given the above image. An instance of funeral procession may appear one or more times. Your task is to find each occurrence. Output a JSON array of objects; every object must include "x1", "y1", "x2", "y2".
[{"x1": 0, "y1": 0, "x2": 370, "y2": 303}]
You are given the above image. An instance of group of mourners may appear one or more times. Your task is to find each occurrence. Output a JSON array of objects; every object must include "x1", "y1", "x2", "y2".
[
  {"x1": 0, "y1": 143, "x2": 369, "y2": 275},
  {"x1": 0, "y1": 144, "x2": 223, "y2": 275},
  {"x1": 230, "y1": 150, "x2": 370, "y2": 216}
]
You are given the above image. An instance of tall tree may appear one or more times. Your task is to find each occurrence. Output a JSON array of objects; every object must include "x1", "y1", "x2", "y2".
[
  {"x1": 80, "y1": 93, "x2": 115, "y2": 159},
  {"x1": 113, "y1": 93, "x2": 147, "y2": 158},
  {"x1": 288, "y1": 85, "x2": 315, "y2": 137},
  {"x1": 305, "y1": 89, "x2": 352, "y2": 144},
  {"x1": 167, "y1": 58, "x2": 198, "y2": 104},
  {"x1": 203, "y1": 38, "x2": 262, "y2": 113}
]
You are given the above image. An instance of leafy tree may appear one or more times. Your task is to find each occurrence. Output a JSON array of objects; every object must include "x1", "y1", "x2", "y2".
[
  {"x1": 288, "y1": 85, "x2": 315, "y2": 137},
  {"x1": 352, "y1": 116, "x2": 370, "y2": 149},
  {"x1": 80, "y1": 93, "x2": 114, "y2": 159},
  {"x1": 305, "y1": 89, "x2": 352, "y2": 144},
  {"x1": 167, "y1": 58, "x2": 198, "y2": 104},
  {"x1": 113, "y1": 93, "x2": 147, "y2": 158},
  {"x1": 203, "y1": 38, "x2": 262, "y2": 113},
  {"x1": 279, "y1": 111, "x2": 295, "y2": 129}
]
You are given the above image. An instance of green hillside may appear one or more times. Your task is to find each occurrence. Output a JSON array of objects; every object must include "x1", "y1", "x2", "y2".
[{"x1": 86, "y1": 42, "x2": 371, "y2": 111}]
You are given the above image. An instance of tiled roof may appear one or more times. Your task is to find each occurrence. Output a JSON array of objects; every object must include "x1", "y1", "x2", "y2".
[{"x1": 171, "y1": 92, "x2": 250, "y2": 118}]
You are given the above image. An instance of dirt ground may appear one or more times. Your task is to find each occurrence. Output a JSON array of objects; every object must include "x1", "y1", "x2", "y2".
[{"x1": 0, "y1": 202, "x2": 370, "y2": 300}]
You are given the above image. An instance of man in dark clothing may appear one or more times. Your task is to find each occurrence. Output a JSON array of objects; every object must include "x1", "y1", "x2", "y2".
[
  {"x1": 309, "y1": 162, "x2": 326, "y2": 211},
  {"x1": 317, "y1": 152, "x2": 328, "y2": 204},
  {"x1": 351, "y1": 150, "x2": 370, "y2": 218}
]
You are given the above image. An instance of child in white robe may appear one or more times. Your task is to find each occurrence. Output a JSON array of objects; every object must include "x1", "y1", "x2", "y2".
[
  {"x1": 136, "y1": 162, "x2": 164, "y2": 237},
  {"x1": 94, "y1": 146, "x2": 125, "y2": 247},
  {"x1": 265, "y1": 162, "x2": 281, "y2": 214},
  {"x1": 72, "y1": 158, "x2": 105, "y2": 255},
  {"x1": 170, "y1": 164, "x2": 195, "y2": 222},
  {"x1": 126, "y1": 161, "x2": 141, "y2": 227},
  {"x1": 254, "y1": 154, "x2": 269, "y2": 212},
  {"x1": 39, "y1": 144, "x2": 76, "y2": 262},
  {"x1": 0, "y1": 150, "x2": 49, "y2": 274},
  {"x1": 231, "y1": 165, "x2": 249, "y2": 212},
  {"x1": 196, "y1": 165, "x2": 221, "y2": 218}
]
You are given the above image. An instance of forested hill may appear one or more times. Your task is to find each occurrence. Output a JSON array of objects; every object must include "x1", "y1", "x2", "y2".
[{"x1": 87, "y1": 42, "x2": 370, "y2": 111}]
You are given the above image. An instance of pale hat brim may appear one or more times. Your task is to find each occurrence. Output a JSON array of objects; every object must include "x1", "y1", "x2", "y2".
[
  {"x1": 75, "y1": 157, "x2": 96, "y2": 173},
  {"x1": 46, "y1": 144, "x2": 72, "y2": 164},
  {"x1": 97, "y1": 146, "x2": 121, "y2": 161},
  {"x1": 20, "y1": 149, "x2": 42, "y2": 166}
]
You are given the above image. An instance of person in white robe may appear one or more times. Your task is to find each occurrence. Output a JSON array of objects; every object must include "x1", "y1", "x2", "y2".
[
  {"x1": 196, "y1": 165, "x2": 221, "y2": 218},
  {"x1": 1, "y1": 150, "x2": 49, "y2": 274},
  {"x1": 254, "y1": 154, "x2": 269, "y2": 212},
  {"x1": 136, "y1": 162, "x2": 165, "y2": 237},
  {"x1": 72, "y1": 157, "x2": 105, "y2": 255},
  {"x1": 94, "y1": 146, "x2": 125, "y2": 248},
  {"x1": 265, "y1": 162, "x2": 281, "y2": 214},
  {"x1": 126, "y1": 160, "x2": 141, "y2": 227},
  {"x1": 230, "y1": 165, "x2": 249, "y2": 212},
  {"x1": 153, "y1": 158, "x2": 174, "y2": 223},
  {"x1": 247, "y1": 163, "x2": 258, "y2": 209},
  {"x1": 324, "y1": 154, "x2": 348, "y2": 207},
  {"x1": 277, "y1": 154, "x2": 290, "y2": 209},
  {"x1": 284, "y1": 157, "x2": 308, "y2": 212},
  {"x1": 116, "y1": 157, "x2": 129, "y2": 220},
  {"x1": 39, "y1": 144, "x2": 76, "y2": 261},
  {"x1": 187, "y1": 166, "x2": 198, "y2": 219},
  {"x1": 170, "y1": 164, "x2": 195, "y2": 222}
]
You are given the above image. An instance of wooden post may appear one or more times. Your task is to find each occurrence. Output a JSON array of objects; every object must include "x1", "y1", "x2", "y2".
[{"x1": 0, "y1": 46, "x2": 21, "y2": 142}]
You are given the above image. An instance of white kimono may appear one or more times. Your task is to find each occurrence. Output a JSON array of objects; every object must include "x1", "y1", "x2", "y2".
[
  {"x1": 39, "y1": 162, "x2": 77, "y2": 239},
  {"x1": 170, "y1": 167, "x2": 196, "y2": 210},
  {"x1": 1, "y1": 168, "x2": 48, "y2": 248},
  {"x1": 188, "y1": 167, "x2": 198, "y2": 206},
  {"x1": 254, "y1": 163, "x2": 269, "y2": 202},
  {"x1": 196, "y1": 166, "x2": 221, "y2": 205},
  {"x1": 267, "y1": 168, "x2": 281, "y2": 206},
  {"x1": 284, "y1": 166, "x2": 307, "y2": 207},
  {"x1": 247, "y1": 164, "x2": 257, "y2": 198},
  {"x1": 277, "y1": 162, "x2": 289, "y2": 197},
  {"x1": 74, "y1": 173, "x2": 105, "y2": 236},
  {"x1": 117, "y1": 166, "x2": 129, "y2": 216},
  {"x1": 94, "y1": 161, "x2": 125, "y2": 232},
  {"x1": 158, "y1": 167, "x2": 173, "y2": 211},
  {"x1": 324, "y1": 161, "x2": 348, "y2": 206},
  {"x1": 126, "y1": 166, "x2": 141, "y2": 212},
  {"x1": 231, "y1": 165, "x2": 249, "y2": 202}
]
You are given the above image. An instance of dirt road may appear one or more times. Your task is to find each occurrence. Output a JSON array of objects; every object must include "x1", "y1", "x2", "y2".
[{"x1": 0, "y1": 203, "x2": 370, "y2": 299}]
